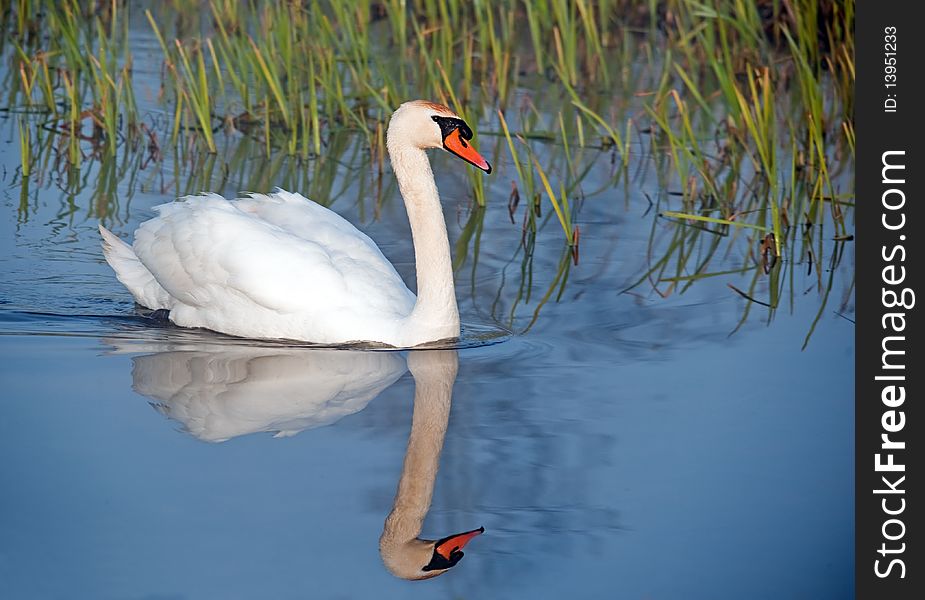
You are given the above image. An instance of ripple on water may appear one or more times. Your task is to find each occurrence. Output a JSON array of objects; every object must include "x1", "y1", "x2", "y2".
[{"x1": 0, "y1": 308, "x2": 512, "y2": 352}]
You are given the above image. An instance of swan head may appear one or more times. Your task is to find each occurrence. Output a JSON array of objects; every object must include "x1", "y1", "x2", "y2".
[
  {"x1": 380, "y1": 526, "x2": 484, "y2": 580},
  {"x1": 388, "y1": 100, "x2": 491, "y2": 174}
]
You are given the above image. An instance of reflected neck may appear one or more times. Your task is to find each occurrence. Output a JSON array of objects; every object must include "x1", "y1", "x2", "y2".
[{"x1": 380, "y1": 351, "x2": 458, "y2": 544}]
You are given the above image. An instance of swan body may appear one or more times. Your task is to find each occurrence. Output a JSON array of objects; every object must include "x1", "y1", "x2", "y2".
[
  {"x1": 100, "y1": 100, "x2": 490, "y2": 346},
  {"x1": 100, "y1": 191, "x2": 416, "y2": 344}
]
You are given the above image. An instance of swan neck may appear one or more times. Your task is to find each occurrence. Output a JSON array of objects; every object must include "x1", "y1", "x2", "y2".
[{"x1": 389, "y1": 144, "x2": 460, "y2": 339}]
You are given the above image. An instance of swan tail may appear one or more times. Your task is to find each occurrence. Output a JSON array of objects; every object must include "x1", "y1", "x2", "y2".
[{"x1": 99, "y1": 224, "x2": 171, "y2": 310}]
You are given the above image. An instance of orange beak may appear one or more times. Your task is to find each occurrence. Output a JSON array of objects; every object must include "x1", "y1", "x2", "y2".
[
  {"x1": 434, "y1": 526, "x2": 485, "y2": 560},
  {"x1": 443, "y1": 129, "x2": 491, "y2": 173}
]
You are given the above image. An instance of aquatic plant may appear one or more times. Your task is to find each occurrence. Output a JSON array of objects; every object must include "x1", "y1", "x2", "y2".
[{"x1": 0, "y1": 0, "x2": 854, "y2": 343}]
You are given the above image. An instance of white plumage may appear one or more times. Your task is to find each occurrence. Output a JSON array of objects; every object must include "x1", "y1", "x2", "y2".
[
  {"x1": 99, "y1": 100, "x2": 491, "y2": 346},
  {"x1": 101, "y1": 191, "x2": 414, "y2": 343}
]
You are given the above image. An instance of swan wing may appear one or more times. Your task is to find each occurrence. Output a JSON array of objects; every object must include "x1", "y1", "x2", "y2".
[
  {"x1": 132, "y1": 194, "x2": 414, "y2": 328},
  {"x1": 235, "y1": 189, "x2": 381, "y2": 254}
]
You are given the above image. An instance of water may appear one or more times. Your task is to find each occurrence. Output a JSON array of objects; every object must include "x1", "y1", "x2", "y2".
[{"x1": 1, "y1": 15, "x2": 854, "y2": 600}]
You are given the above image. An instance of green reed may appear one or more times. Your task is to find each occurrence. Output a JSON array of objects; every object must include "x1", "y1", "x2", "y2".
[
  {"x1": 4, "y1": 0, "x2": 138, "y2": 165},
  {"x1": 2, "y1": 0, "x2": 855, "y2": 343}
]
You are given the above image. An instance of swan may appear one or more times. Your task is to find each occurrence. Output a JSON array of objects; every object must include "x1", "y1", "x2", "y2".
[
  {"x1": 119, "y1": 342, "x2": 482, "y2": 578},
  {"x1": 99, "y1": 100, "x2": 491, "y2": 347}
]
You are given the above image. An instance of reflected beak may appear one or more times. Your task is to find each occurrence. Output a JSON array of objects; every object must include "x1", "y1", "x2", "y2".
[
  {"x1": 443, "y1": 129, "x2": 492, "y2": 174},
  {"x1": 434, "y1": 526, "x2": 485, "y2": 560}
]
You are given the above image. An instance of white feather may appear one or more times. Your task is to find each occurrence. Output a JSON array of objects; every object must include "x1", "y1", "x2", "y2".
[{"x1": 99, "y1": 224, "x2": 171, "y2": 309}]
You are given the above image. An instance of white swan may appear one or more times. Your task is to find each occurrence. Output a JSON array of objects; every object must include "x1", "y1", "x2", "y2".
[{"x1": 99, "y1": 100, "x2": 491, "y2": 347}]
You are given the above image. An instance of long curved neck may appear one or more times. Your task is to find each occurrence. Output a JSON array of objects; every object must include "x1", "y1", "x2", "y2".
[
  {"x1": 381, "y1": 350, "x2": 458, "y2": 545},
  {"x1": 388, "y1": 144, "x2": 460, "y2": 340}
]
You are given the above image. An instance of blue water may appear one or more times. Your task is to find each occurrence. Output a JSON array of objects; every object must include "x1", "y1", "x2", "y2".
[{"x1": 0, "y1": 186, "x2": 854, "y2": 600}]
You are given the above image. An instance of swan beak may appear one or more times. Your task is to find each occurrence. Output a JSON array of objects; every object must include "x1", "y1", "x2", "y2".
[
  {"x1": 444, "y1": 129, "x2": 492, "y2": 174},
  {"x1": 434, "y1": 526, "x2": 485, "y2": 560}
]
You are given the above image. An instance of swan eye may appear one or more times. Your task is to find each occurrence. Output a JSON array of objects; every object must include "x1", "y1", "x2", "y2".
[{"x1": 431, "y1": 115, "x2": 472, "y2": 141}]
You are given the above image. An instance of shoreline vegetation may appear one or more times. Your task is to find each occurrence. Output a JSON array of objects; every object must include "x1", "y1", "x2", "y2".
[{"x1": 0, "y1": 0, "x2": 854, "y2": 344}]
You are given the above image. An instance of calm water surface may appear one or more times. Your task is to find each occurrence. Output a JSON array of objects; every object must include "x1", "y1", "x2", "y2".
[{"x1": 1, "y1": 19, "x2": 853, "y2": 600}]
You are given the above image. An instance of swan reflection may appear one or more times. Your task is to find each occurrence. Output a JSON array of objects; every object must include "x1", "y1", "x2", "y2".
[
  {"x1": 127, "y1": 344, "x2": 405, "y2": 442},
  {"x1": 117, "y1": 341, "x2": 481, "y2": 579},
  {"x1": 380, "y1": 350, "x2": 482, "y2": 579}
]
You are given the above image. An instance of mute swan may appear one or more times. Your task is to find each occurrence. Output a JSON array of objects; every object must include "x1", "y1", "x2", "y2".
[
  {"x1": 121, "y1": 342, "x2": 482, "y2": 578},
  {"x1": 99, "y1": 100, "x2": 491, "y2": 347}
]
